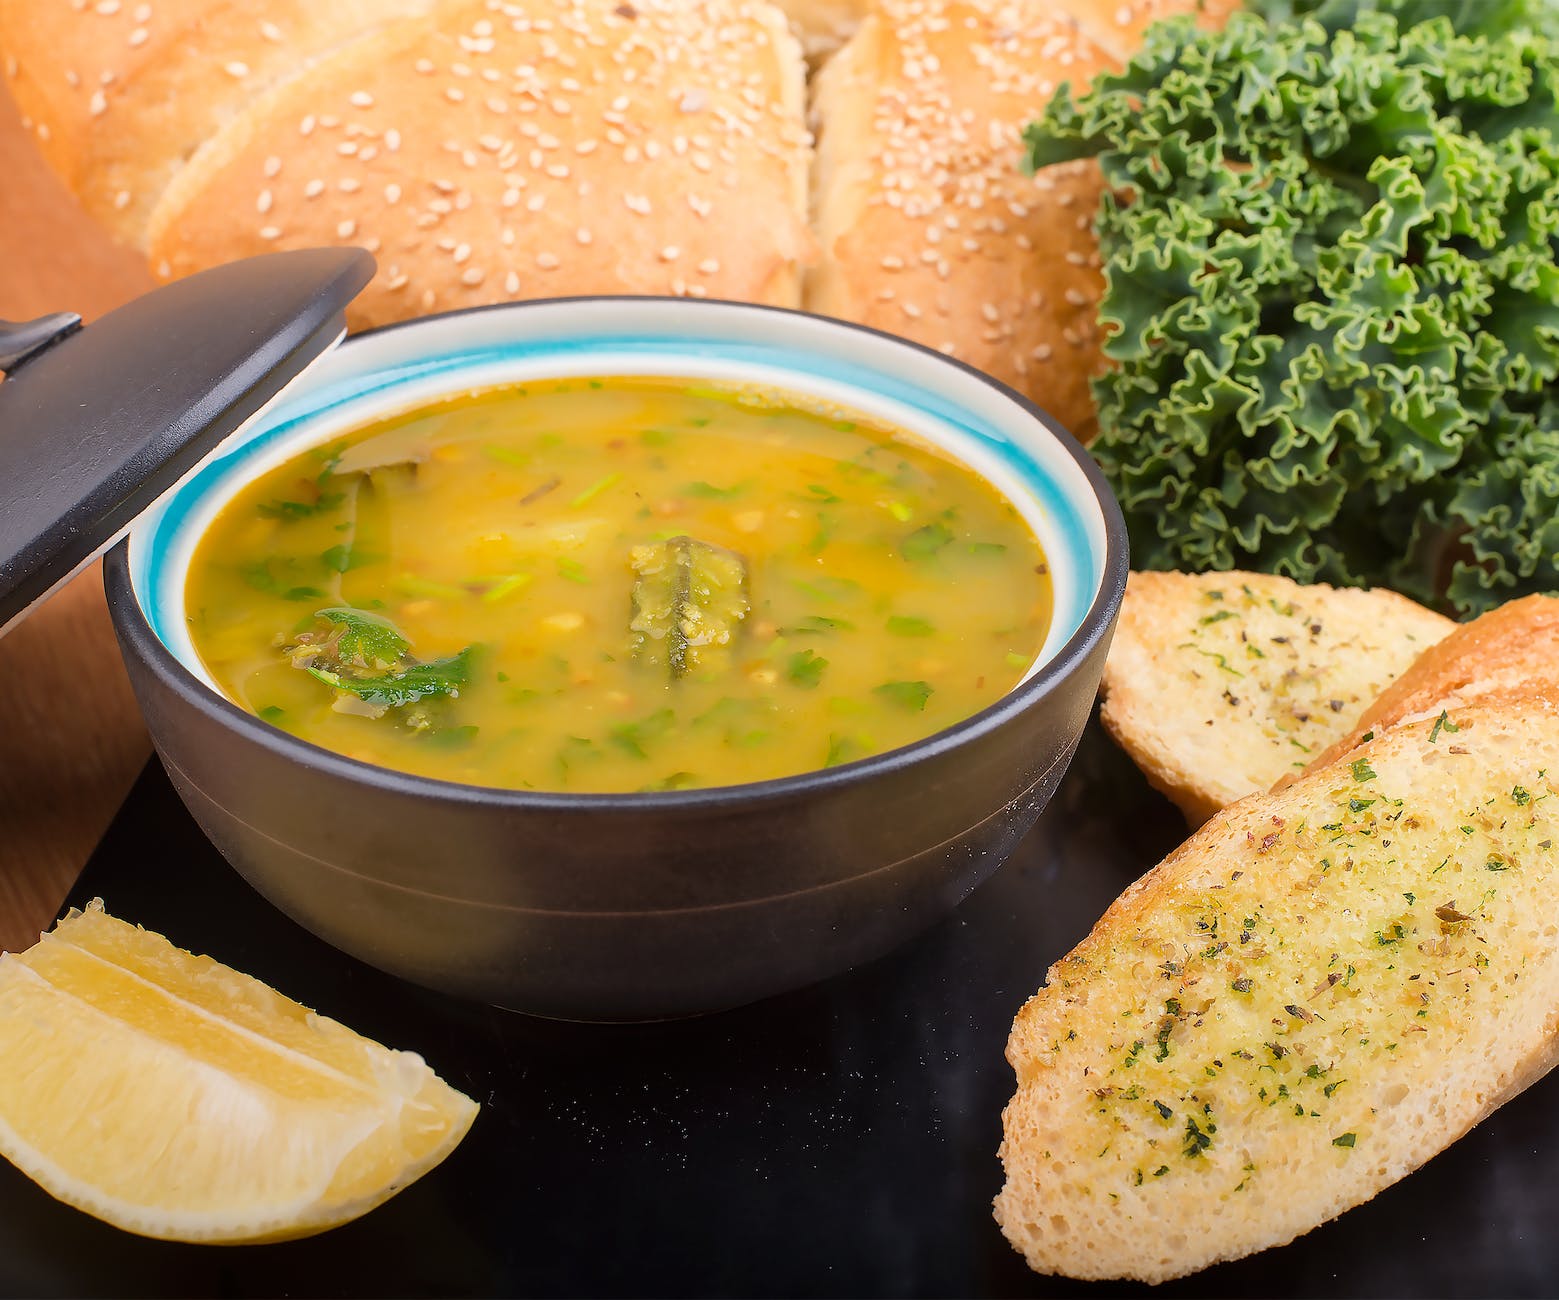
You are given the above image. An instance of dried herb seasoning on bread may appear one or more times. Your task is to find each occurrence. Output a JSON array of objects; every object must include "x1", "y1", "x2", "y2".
[
  {"x1": 997, "y1": 691, "x2": 1559, "y2": 1282},
  {"x1": 1100, "y1": 571, "x2": 1452, "y2": 825}
]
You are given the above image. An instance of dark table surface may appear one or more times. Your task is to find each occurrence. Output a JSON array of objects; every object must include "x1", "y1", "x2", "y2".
[{"x1": 1, "y1": 721, "x2": 1556, "y2": 1299}]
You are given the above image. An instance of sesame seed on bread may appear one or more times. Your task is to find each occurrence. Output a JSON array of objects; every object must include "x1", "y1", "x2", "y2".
[
  {"x1": 1100, "y1": 571, "x2": 1453, "y2": 826},
  {"x1": 143, "y1": 0, "x2": 815, "y2": 325},
  {"x1": 806, "y1": 0, "x2": 1115, "y2": 439},
  {"x1": 1, "y1": 0, "x2": 1236, "y2": 412},
  {"x1": 2, "y1": 0, "x2": 814, "y2": 326},
  {"x1": 1067, "y1": 0, "x2": 1240, "y2": 64},
  {"x1": 997, "y1": 691, "x2": 1559, "y2": 1281},
  {"x1": 0, "y1": 0, "x2": 434, "y2": 248},
  {"x1": 804, "y1": 0, "x2": 1236, "y2": 442}
]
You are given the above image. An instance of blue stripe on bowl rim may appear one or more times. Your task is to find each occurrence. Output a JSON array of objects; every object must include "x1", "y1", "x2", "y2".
[{"x1": 132, "y1": 317, "x2": 1108, "y2": 683}]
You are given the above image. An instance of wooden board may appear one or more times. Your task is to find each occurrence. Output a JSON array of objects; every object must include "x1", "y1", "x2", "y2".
[{"x1": 0, "y1": 83, "x2": 153, "y2": 953}]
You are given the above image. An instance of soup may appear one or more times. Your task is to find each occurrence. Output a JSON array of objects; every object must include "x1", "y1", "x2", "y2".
[{"x1": 185, "y1": 378, "x2": 1053, "y2": 792}]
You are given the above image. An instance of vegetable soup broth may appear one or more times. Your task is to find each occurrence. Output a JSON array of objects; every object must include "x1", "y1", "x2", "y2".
[{"x1": 185, "y1": 379, "x2": 1053, "y2": 792}]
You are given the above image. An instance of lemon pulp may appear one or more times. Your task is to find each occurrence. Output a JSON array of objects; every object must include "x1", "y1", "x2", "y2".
[{"x1": 0, "y1": 901, "x2": 477, "y2": 1243}]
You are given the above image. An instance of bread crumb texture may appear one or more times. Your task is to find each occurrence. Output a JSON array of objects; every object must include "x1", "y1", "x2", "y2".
[
  {"x1": 1100, "y1": 571, "x2": 1453, "y2": 825},
  {"x1": 996, "y1": 698, "x2": 1559, "y2": 1281}
]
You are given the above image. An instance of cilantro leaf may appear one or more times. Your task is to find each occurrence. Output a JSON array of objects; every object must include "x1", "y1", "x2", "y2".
[
  {"x1": 873, "y1": 680, "x2": 935, "y2": 711},
  {"x1": 241, "y1": 560, "x2": 326, "y2": 602},
  {"x1": 900, "y1": 522, "x2": 954, "y2": 563},
  {"x1": 321, "y1": 544, "x2": 356, "y2": 573},
  {"x1": 685, "y1": 480, "x2": 748, "y2": 499},
  {"x1": 779, "y1": 616, "x2": 856, "y2": 635},
  {"x1": 257, "y1": 491, "x2": 344, "y2": 522},
  {"x1": 787, "y1": 649, "x2": 828, "y2": 689},
  {"x1": 313, "y1": 647, "x2": 474, "y2": 709},
  {"x1": 609, "y1": 709, "x2": 676, "y2": 759}
]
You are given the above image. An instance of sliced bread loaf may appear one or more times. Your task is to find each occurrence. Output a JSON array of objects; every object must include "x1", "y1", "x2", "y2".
[
  {"x1": 1099, "y1": 571, "x2": 1452, "y2": 825},
  {"x1": 996, "y1": 693, "x2": 1559, "y2": 1281}
]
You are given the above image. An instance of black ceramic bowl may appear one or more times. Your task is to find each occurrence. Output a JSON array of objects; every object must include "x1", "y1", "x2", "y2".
[{"x1": 104, "y1": 297, "x2": 1126, "y2": 1020}]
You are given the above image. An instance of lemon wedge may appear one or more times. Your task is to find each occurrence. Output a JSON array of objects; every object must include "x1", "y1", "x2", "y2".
[{"x1": 0, "y1": 900, "x2": 478, "y2": 1243}]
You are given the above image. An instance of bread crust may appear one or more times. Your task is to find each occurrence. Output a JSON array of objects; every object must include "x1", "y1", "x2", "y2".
[
  {"x1": 1300, "y1": 594, "x2": 1559, "y2": 777},
  {"x1": 772, "y1": 0, "x2": 870, "y2": 58},
  {"x1": 804, "y1": 0, "x2": 1237, "y2": 441},
  {"x1": 997, "y1": 694, "x2": 1559, "y2": 1281},
  {"x1": 806, "y1": 0, "x2": 1115, "y2": 439},
  {"x1": 1061, "y1": 0, "x2": 1240, "y2": 63},
  {"x1": 1100, "y1": 571, "x2": 1453, "y2": 825},
  {"x1": 0, "y1": 0, "x2": 432, "y2": 247},
  {"x1": 139, "y1": 0, "x2": 813, "y2": 327}
]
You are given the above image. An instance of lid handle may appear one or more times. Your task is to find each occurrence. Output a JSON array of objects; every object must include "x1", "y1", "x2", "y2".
[
  {"x1": 0, "y1": 248, "x2": 374, "y2": 638},
  {"x1": 0, "y1": 313, "x2": 83, "y2": 375}
]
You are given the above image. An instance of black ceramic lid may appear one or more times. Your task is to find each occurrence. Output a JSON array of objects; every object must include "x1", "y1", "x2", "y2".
[{"x1": 0, "y1": 247, "x2": 375, "y2": 636}]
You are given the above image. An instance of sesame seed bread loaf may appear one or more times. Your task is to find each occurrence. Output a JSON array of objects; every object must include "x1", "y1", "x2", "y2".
[
  {"x1": 805, "y1": 0, "x2": 1114, "y2": 439},
  {"x1": 0, "y1": 0, "x2": 434, "y2": 248},
  {"x1": 3, "y1": 0, "x2": 814, "y2": 326},
  {"x1": 1100, "y1": 571, "x2": 1453, "y2": 826},
  {"x1": 143, "y1": 0, "x2": 814, "y2": 325},
  {"x1": 1300, "y1": 594, "x2": 1559, "y2": 778},
  {"x1": 997, "y1": 691, "x2": 1559, "y2": 1282},
  {"x1": 804, "y1": 0, "x2": 1238, "y2": 440},
  {"x1": 1, "y1": 0, "x2": 1229, "y2": 423}
]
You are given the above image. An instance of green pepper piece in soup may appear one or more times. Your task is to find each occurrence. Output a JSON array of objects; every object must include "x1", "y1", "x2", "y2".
[{"x1": 629, "y1": 536, "x2": 750, "y2": 680}]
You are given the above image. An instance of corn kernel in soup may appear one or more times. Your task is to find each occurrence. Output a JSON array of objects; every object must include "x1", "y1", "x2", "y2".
[{"x1": 184, "y1": 379, "x2": 1053, "y2": 792}]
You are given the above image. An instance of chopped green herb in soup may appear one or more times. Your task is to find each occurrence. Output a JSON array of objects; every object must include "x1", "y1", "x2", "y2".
[{"x1": 185, "y1": 378, "x2": 1053, "y2": 792}]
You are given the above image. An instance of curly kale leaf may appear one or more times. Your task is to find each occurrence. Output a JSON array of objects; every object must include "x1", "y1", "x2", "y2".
[
  {"x1": 1026, "y1": 3, "x2": 1559, "y2": 615},
  {"x1": 1260, "y1": 0, "x2": 1559, "y2": 41}
]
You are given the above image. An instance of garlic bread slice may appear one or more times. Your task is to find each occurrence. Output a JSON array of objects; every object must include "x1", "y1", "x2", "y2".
[
  {"x1": 997, "y1": 693, "x2": 1559, "y2": 1281},
  {"x1": 1100, "y1": 572, "x2": 1452, "y2": 825}
]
